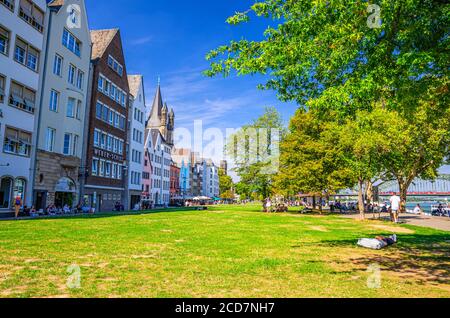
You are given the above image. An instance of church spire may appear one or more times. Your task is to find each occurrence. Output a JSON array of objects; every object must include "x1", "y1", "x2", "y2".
[{"x1": 147, "y1": 81, "x2": 164, "y2": 129}]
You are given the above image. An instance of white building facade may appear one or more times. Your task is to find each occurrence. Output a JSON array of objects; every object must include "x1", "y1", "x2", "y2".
[
  {"x1": 127, "y1": 75, "x2": 145, "y2": 209},
  {"x1": 0, "y1": 0, "x2": 47, "y2": 211},
  {"x1": 31, "y1": 0, "x2": 91, "y2": 210},
  {"x1": 202, "y1": 159, "x2": 219, "y2": 198}
]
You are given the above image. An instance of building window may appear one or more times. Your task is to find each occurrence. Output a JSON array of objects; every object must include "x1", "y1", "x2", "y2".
[
  {"x1": 108, "y1": 55, "x2": 123, "y2": 76},
  {"x1": 68, "y1": 64, "x2": 75, "y2": 85},
  {"x1": 0, "y1": 74, "x2": 5, "y2": 103},
  {"x1": 92, "y1": 158, "x2": 99, "y2": 176},
  {"x1": 49, "y1": 89, "x2": 59, "y2": 112},
  {"x1": 112, "y1": 163, "x2": 118, "y2": 179},
  {"x1": 72, "y1": 135, "x2": 78, "y2": 156},
  {"x1": 109, "y1": 110, "x2": 114, "y2": 125},
  {"x1": 46, "y1": 128, "x2": 56, "y2": 152},
  {"x1": 9, "y1": 80, "x2": 35, "y2": 113},
  {"x1": 19, "y1": 0, "x2": 44, "y2": 33},
  {"x1": 3, "y1": 126, "x2": 31, "y2": 157},
  {"x1": 107, "y1": 135, "x2": 112, "y2": 151},
  {"x1": 100, "y1": 133, "x2": 106, "y2": 149},
  {"x1": 105, "y1": 162, "x2": 111, "y2": 178},
  {"x1": 117, "y1": 165, "x2": 122, "y2": 180},
  {"x1": 14, "y1": 37, "x2": 39, "y2": 71},
  {"x1": 98, "y1": 76, "x2": 104, "y2": 91},
  {"x1": 66, "y1": 97, "x2": 75, "y2": 118},
  {"x1": 119, "y1": 116, "x2": 125, "y2": 130},
  {"x1": 0, "y1": 25, "x2": 10, "y2": 56},
  {"x1": 102, "y1": 105, "x2": 109, "y2": 122},
  {"x1": 93, "y1": 129, "x2": 100, "y2": 147},
  {"x1": 76, "y1": 70, "x2": 84, "y2": 89},
  {"x1": 76, "y1": 100, "x2": 82, "y2": 120},
  {"x1": 95, "y1": 101, "x2": 102, "y2": 119},
  {"x1": 99, "y1": 160, "x2": 105, "y2": 177},
  {"x1": 53, "y1": 54, "x2": 63, "y2": 76},
  {"x1": 62, "y1": 28, "x2": 81, "y2": 56},
  {"x1": 63, "y1": 133, "x2": 71, "y2": 155}
]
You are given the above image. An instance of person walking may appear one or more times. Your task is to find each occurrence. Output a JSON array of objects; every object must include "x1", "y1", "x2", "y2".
[
  {"x1": 14, "y1": 196, "x2": 22, "y2": 219},
  {"x1": 389, "y1": 193, "x2": 402, "y2": 223}
]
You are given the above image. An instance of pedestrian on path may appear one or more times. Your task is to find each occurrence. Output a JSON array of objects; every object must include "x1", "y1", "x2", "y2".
[
  {"x1": 14, "y1": 196, "x2": 22, "y2": 219},
  {"x1": 390, "y1": 193, "x2": 401, "y2": 223}
]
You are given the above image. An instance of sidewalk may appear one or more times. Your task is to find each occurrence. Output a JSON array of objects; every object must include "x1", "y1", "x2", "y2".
[{"x1": 342, "y1": 212, "x2": 450, "y2": 232}]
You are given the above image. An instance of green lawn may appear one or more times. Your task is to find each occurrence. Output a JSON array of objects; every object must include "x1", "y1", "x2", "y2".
[{"x1": 0, "y1": 204, "x2": 449, "y2": 298}]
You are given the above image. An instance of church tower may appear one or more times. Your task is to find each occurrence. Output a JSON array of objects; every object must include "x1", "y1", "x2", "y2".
[
  {"x1": 146, "y1": 80, "x2": 175, "y2": 146},
  {"x1": 167, "y1": 108, "x2": 175, "y2": 146}
]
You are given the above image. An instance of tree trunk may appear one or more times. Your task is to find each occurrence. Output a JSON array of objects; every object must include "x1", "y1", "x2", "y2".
[
  {"x1": 358, "y1": 179, "x2": 365, "y2": 220},
  {"x1": 319, "y1": 196, "x2": 323, "y2": 214},
  {"x1": 312, "y1": 196, "x2": 316, "y2": 211},
  {"x1": 366, "y1": 181, "x2": 374, "y2": 204},
  {"x1": 399, "y1": 181, "x2": 408, "y2": 214}
]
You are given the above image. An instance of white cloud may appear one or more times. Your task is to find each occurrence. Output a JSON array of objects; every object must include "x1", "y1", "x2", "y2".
[{"x1": 129, "y1": 36, "x2": 153, "y2": 46}]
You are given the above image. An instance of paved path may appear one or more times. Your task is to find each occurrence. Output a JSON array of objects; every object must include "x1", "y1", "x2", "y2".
[{"x1": 342, "y1": 212, "x2": 450, "y2": 232}]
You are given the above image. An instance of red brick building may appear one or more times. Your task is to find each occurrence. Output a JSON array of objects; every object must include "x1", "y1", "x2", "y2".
[
  {"x1": 81, "y1": 29, "x2": 130, "y2": 212},
  {"x1": 170, "y1": 163, "x2": 180, "y2": 203}
]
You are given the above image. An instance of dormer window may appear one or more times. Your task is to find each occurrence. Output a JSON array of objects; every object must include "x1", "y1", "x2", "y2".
[{"x1": 108, "y1": 55, "x2": 123, "y2": 76}]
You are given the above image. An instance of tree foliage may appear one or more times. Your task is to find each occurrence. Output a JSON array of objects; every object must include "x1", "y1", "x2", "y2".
[{"x1": 207, "y1": 0, "x2": 450, "y2": 213}]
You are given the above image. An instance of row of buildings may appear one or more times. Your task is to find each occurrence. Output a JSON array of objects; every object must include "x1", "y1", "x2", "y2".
[{"x1": 0, "y1": 0, "x2": 223, "y2": 214}]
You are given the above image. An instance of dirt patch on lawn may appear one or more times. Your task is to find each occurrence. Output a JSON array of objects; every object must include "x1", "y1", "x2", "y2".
[
  {"x1": 309, "y1": 226, "x2": 329, "y2": 232},
  {"x1": 369, "y1": 224, "x2": 415, "y2": 234}
]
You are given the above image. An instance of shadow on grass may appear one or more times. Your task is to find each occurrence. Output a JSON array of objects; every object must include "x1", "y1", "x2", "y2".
[{"x1": 317, "y1": 232, "x2": 450, "y2": 286}]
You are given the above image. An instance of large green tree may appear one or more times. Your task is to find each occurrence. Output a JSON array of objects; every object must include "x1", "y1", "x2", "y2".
[
  {"x1": 207, "y1": 0, "x2": 450, "y2": 211},
  {"x1": 226, "y1": 107, "x2": 285, "y2": 200},
  {"x1": 219, "y1": 169, "x2": 234, "y2": 199},
  {"x1": 275, "y1": 109, "x2": 355, "y2": 211}
]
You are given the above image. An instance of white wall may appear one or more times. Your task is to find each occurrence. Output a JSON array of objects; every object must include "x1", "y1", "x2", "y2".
[
  {"x1": 128, "y1": 79, "x2": 145, "y2": 192},
  {"x1": 0, "y1": 0, "x2": 47, "y2": 207},
  {"x1": 36, "y1": 0, "x2": 91, "y2": 157}
]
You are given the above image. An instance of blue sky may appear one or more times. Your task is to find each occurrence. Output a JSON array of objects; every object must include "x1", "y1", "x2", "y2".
[{"x1": 86, "y1": 0, "x2": 298, "y2": 136}]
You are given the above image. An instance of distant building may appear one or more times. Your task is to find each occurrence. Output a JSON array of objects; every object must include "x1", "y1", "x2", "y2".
[
  {"x1": 141, "y1": 148, "x2": 152, "y2": 205},
  {"x1": 203, "y1": 159, "x2": 219, "y2": 198},
  {"x1": 170, "y1": 162, "x2": 180, "y2": 202},
  {"x1": 172, "y1": 148, "x2": 192, "y2": 198},
  {"x1": 82, "y1": 29, "x2": 130, "y2": 212},
  {"x1": 127, "y1": 74, "x2": 145, "y2": 209},
  {"x1": 220, "y1": 160, "x2": 228, "y2": 175}
]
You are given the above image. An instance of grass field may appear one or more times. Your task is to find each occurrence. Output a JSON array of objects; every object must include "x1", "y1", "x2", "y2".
[{"x1": 0, "y1": 204, "x2": 449, "y2": 298}]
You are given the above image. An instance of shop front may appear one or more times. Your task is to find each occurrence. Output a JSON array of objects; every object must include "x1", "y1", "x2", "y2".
[{"x1": 0, "y1": 176, "x2": 26, "y2": 211}]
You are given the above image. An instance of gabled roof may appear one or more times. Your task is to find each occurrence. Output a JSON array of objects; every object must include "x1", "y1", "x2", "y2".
[
  {"x1": 90, "y1": 29, "x2": 119, "y2": 60},
  {"x1": 144, "y1": 128, "x2": 165, "y2": 151},
  {"x1": 128, "y1": 75, "x2": 143, "y2": 99}
]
